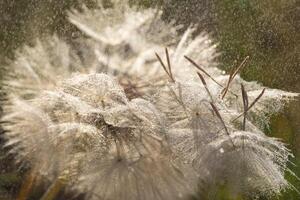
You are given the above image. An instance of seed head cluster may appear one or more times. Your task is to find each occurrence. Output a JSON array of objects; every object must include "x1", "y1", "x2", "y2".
[{"x1": 1, "y1": 1, "x2": 298, "y2": 199}]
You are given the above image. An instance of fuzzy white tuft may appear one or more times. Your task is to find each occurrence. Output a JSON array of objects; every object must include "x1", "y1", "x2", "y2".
[{"x1": 2, "y1": 1, "x2": 298, "y2": 199}]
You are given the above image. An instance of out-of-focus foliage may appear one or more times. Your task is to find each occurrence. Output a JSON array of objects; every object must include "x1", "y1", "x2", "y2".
[
  {"x1": 129, "y1": 0, "x2": 163, "y2": 8},
  {"x1": 162, "y1": 0, "x2": 215, "y2": 34},
  {"x1": 0, "y1": 0, "x2": 97, "y2": 58},
  {"x1": 214, "y1": 0, "x2": 299, "y2": 92}
]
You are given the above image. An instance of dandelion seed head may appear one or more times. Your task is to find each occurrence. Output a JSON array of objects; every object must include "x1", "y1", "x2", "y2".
[{"x1": 1, "y1": 1, "x2": 298, "y2": 199}]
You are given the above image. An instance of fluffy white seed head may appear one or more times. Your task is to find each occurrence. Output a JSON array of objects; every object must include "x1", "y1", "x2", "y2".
[{"x1": 1, "y1": 1, "x2": 298, "y2": 199}]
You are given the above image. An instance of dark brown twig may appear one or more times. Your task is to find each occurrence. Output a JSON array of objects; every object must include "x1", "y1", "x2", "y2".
[
  {"x1": 232, "y1": 88, "x2": 266, "y2": 122},
  {"x1": 185, "y1": 55, "x2": 223, "y2": 87},
  {"x1": 215, "y1": 87, "x2": 266, "y2": 135},
  {"x1": 197, "y1": 72, "x2": 213, "y2": 101},
  {"x1": 241, "y1": 84, "x2": 249, "y2": 131},
  {"x1": 247, "y1": 88, "x2": 266, "y2": 111},
  {"x1": 210, "y1": 102, "x2": 235, "y2": 147},
  {"x1": 165, "y1": 48, "x2": 173, "y2": 81},
  {"x1": 185, "y1": 55, "x2": 238, "y2": 98},
  {"x1": 155, "y1": 50, "x2": 175, "y2": 82},
  {"x1": 221, "y1": 56, "x2": 249, "y2": 99},
  {"x1": 155, "y1": 53, "x2": 169, "y2": 75},
  {"x1": 232, "y1": 56, "x2": 250, "y2": 80}
]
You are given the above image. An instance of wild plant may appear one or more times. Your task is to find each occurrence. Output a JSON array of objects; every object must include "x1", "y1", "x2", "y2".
[{"x1": 1, "y1": 1, "x2": 298, "y2": 199}]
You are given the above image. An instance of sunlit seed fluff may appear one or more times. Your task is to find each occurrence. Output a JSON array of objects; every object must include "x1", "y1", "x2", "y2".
[
  {"x1": 3, "y1": 73, "x2": 196, "y2": 199},
  {"x1": 1, "y1": 1, "x2": 298, "y2": 200},
  {"x1": 195, "y1": 131, "x2": 292, "y2": 196}
]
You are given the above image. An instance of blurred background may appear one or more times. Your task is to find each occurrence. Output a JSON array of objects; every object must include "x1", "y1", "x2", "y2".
[{"x1": 0, "y1": 0, "x2": 299, "y2": 199}]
